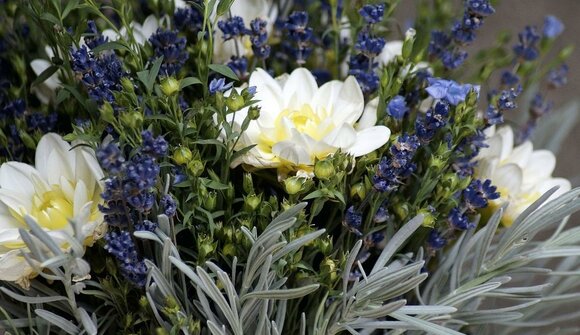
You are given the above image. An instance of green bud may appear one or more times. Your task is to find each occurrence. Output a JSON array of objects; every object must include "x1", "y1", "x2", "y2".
[
  {"x1": 156, "y1": 328, "x2": 169, "y2": 335},
  {"x1": 198, "y1": 184, "x2": 208, "y2": 199},
  {"x1": 248, "y1": 106, "x2": 260, "y2": 120},
  {"x1": 160, "y1": 77, "x2": 180, "y2": 96},
  {"x1": 100, "y1": 102, "x2": 116, "y2": 124},
  {"x1": 173, "y1": 146, "x2": 193, "y2": 165},
  {"x1": 244, "y1": 193, "x2": 261, "y2": 211},
  {"x1": 222, "y1": 243, "x2": 236, "y2": 257},
  {"x1": 558, "y1": 44, "x2": 574, "y2": 61},
  {"x1": 317, "y1": 235, "x2": 333, "y2": 256},
  {"x1": 203, "y1": 191, "x2": 217, "y2": 211},
  {"x1": 393, "y1": 203, "x2": 409, "y2": 220},
  {"x1": 320, "y1": 258, "x2": 338, "y2": 282},
  {"x1": 225, "y1": 182, "x2": 235, "y2": 202},
  {"x1": 187, "y1": 159, "x2": 205, "y2": 177},
  {"x1": 402, "y1": 28, "x2": 416, "y2": 59},
  {"x1": 190, "y1": 320, "x2": 201, "y2": 335},
  {"x1": 139, "y1": 296, "x2": 149, "y2": 309},
  {"x1": 222, "y1": 225, "x2": 234, "y2": 241},
  {"x1": 430, "y1": 155, "x2": 446, "y2": 170},
  {"x1": 225, "y1": 89, "x2": 245, "y2": 111},
  {"x1": 284, "y1": 177, "x2": 304, "y2": 195},
  {"x1": 243, "y1": 173, "x2": 254, "y2": 194},
  {"x1": 120, "y1": 110, "x2": 143, "y2": 129},
  {"x1": 120, "y1": 77, "x2": 135, "y2": 94},
  {"x1": 13, "y1": 56, "x2": 26, "y2": 79},
  {"x1": 350, "y1": 183, "x2": 367, "y2": 201},
  {"x1": 314, "y1": 160, "x2": 335, "y2": 180},
  {"x1": 19, "y1": 130, "x2": 36, "y2": 149},
  {"x1": 418, "y1": 208, "x2": 435, "y2": 227}
]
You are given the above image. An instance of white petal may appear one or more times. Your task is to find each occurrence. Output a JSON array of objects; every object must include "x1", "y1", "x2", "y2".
[
  {"x1": 30, "y1": 60, "x2": 60, "y2": 90},
  {"x1": 36, "y1": 133, "x2": 74, "y2": 184},
  {"x1": 282, "y1": 68, "x2": 318, "y2": 109},
  {"x1": 322, "y1": 123, "x2": 357, "y2": 149},
  {"x1": 73, "y1": 180, "x2": 89, "y2": 217},
  {"x1": 0, "y1": 189, "x2": 32, "y2": 214},
  {"x1": 495, "y1": 126, "x2": 514, "y2": 161},
  {"x1": 505, "y1": 141, "x2": 532, "y2": 168},
  {"x1": 493, "y1": 163, "x2": 523, "y2": 195},
  {"x1": 249, "y1": 68, "x2": 283, "y2": 127},
  {"x1": 475, "y1": 157, "x2": 499, "y2": 179},
  {"x1": 0, "y1": 250, "x2": 35, "y2": 284},
  {"x1": 101, "y1": 29, "x2": 120, "y2": 42},
  {"x1": 347, "y1": 126, "x2": 391, "y2": 157},
  {"x1": 0, "y1": 162, "x2": 40, "y2": 198},
  {"x1": 331, "y1": 76, "x2": 365, "y2": 125},
  {"x1": 311, "y1": 80, "x2": 343, "y2": 118},
  {"x1": 356, "y1": 97, "x2": 379, "y2": 130},
  {"x1": 272, "y1": 141, "x2": 312, "y2": 165},
  {"x1": 522, "y1": 150, "x2": 556, "y2": 186},
  {"x1": 140, "y1": 15, "x2": 159, "y2": 41},
  {"x1": 537, "y1": 178, "x2": 571, "y2": 201},
  {"x1": 378, "y1": 40, "x2": 403, "y2": 65}
]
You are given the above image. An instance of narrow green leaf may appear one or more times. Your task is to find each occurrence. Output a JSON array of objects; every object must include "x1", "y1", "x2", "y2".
[
  {"x1": 148, "y1": 56, "x2": 164, "y2": 91},
  {"x1": 31, "y1": 65, "x2": 59, "y2": 88},
  {"x1": 209, "y1": 64, "x2": 239, "y2": 81},
  {"x1": 179, "y1": 77, "x2": 203, "y2": 89},
  {"x1": 35, "y1": 309, "x2": 79, "y2": 335},
  {"x1": 62, "y1": 0, "x2": 80, "y2": 19},
  {"x1": 241, "y1": 284, "x2": 320, "y2": 301},
  {"x1": 216, "y1": 0, "x2": 236, "y2": 16},
  {"x1": 91, "y1": 41, "x2": 132, "y2": 54},
  {"x1": 40, "y1": 13, "x2": 61, "y2": 26}
]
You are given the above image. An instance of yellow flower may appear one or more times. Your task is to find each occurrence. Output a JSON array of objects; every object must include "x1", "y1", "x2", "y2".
[
  {"x1": 0, "y1": 133, "x2": 105, "y2": 287},
  {"x1": 475, "y1": 126, "x2": 571, "y2": 226},
  {"x1": 227, "y1": 68, "x2": 391, "y2": 171}
]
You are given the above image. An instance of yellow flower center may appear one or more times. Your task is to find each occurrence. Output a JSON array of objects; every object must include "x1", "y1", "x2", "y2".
[
  {"x1": 489, "y1": 186, "x2": 541, "y2": 227},
  {"x1": 31, "y1": 186, "x2": 74, "y2": 230}
]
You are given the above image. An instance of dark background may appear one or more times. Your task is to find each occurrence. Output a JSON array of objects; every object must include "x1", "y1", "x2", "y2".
[{"x1": 395, "y1": 0, "x2": 580, "y2": 185}]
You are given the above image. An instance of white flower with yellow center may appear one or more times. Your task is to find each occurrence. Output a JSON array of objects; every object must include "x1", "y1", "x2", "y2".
[
  {"x1": 228, "y1": 68, "x2": 391, "y2": 170},
  {"x1": 0, "y1": 133, "x2": 105, "y2": 287},
  {"x1": 213, "y1": 0, "x2": 277, "y2": 64},
  {"x1": 475, "y1": 126, "x2": 571, "y2": 226}
]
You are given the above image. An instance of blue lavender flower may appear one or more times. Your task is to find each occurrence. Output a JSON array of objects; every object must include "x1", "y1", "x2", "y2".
[
  {"x1": 428, "y1": 31, "x2": 451, "y2": 58},
  {"x1": 141, "y1": 130, "x2": 168, "y2": 157},
  {"x1": 250, "y1": 18, "x2": 271, "y2": 59},
  {"x1": 466, "y1": 0, "x2": 495, "y2": 16},
  {"x1": 227, "y1": 56, "x2": 248, "y2": 79},
  {"x1": 284, "y1": 12, "x2": 313, "y2": 64},
  {"x1": 373, "y1": 134, "x2": 420, "y2": 192},
  {"x1": 440, "y1": 50, "x2": 468, "y2": 70},
  {"x1": 373, "y1": 206, "x2": 389, "y2": 223},
  {"x1": 426, "y1": 78, "x2": 478, "y2": 105},
  {"x1": 1, "y1": 99, "x2": 25, "y2": 119},
  {"x1": 343, "y1": 206, "x2": 363, "y2": 236},
  {"x1": 135, "y1": 219, "x2": 158, "y2": 232},
  {"x1": 485, "y1": 86, "x2": 521, "y2": 125},
  {"x1": 149, "y1": 29, "x2": 189, "y2": 76},
  {"x1": 348, "y1": 55, "x2": 379, "y2": 94},
  {"x1": 416, "y1": 101, "x2": 450, "y2": 142},
  {"x1": 160, "y1": 194, "x2": 177, "y2": 217},
  {"x1": 218, "y1": 16, "x2": 249, "y2": 40},
  {"x1": 500, "y1": 71, "x2": 520, "y2": 87},
  {"x1": 104, "y1": 231, "x2": 148, "y2": 286},
  {"x1": 427, "y1": 229, "x2": 446, "y2": 249},
  {"x1": 387, "y1": 95, "x2": 409, "y2": 120},
  {"x1": 529, "y1": 93, "x2": 553, "y2": 118},
  {"x1": 513, "y1": 26, "x2": 541, "y2": 61},
  {"x1": 174, "y1": 4, "x2": 204, "y2": 33},
  {"x1": 463, "y1": 179, "x2": 500, "y2": 210},
  {"x1": 355, "y1": 31, "x2": 386, "y2": 58},
  {"x1": 359, "y1": 4, "x2": 385, "y2": 24},
  {"x1": 97, "y1": 142, "x2": 125, "y2": 174},
  {"x1": 84, "y1": 20, "x2": 108, "y2": 49},
  {"x1": 448, "y1": 207, "x2": 474, "y2": 230},
  {"x1": 543, "y1": 15, "x2": 564, "y2": 38},
  {"x1": 209, "y1": 77, "x2": 233, "y2": 95},
  {"x1": 547, "y1": 64, "x2": 568, "y2": 88}
]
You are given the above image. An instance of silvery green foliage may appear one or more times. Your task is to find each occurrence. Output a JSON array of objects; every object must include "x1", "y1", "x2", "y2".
[
  {"x1": 0, "y1": 216, "x2": 102, "y2": 335},
  {"x1": 137, "y1": 203, "x2": 324, "y2": 335},
  {"x1": 416, "y1": 187, "x2": 580, "y2": 334},
  {"x1": 312, "y1": 215, "x2": 461, "y2": 335}
]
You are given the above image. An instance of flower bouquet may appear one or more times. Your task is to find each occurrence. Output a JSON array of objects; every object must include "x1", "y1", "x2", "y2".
[{"x1": 1, "y1": 0, "x2": 579, "y2": 334}]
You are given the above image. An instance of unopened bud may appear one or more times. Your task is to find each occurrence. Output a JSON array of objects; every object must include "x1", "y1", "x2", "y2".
[
  {"x1": 314, "y1": 159, "x2": 335, "y2": 180},
  {"x1": 160, "y1": 77, "x2": 180, "y2": 96},
  {"x1": 173, "y1": 146, "x2": 192, "y2": 165}
]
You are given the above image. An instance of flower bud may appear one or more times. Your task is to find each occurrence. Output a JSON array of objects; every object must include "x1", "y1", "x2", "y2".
[
  {"x1": 350, "y1": 183, "x2": 367, "y2": 201},
  {"x1": 173, "y1": 146, "x2": 193, "y2": 165},
  {"x1": 18, "y1": 130, "x2": 36, "y2": 149},
  {"x1": 120, "y1": 110, "x2": 143, "y2": 128},
  {"x1": 225, "y1": 89, "x2": 245, "y2": 111},
  {"x1": 187, "y1": 159, "x2": 204, "y2": 177},
  {"x1": 160, "y1": 77, "x2": 180, "y2": 96},
  {"x1": 244, "y1": 193, "x2": 261, "y2": 211},
  {"x1": 393, "y1": 202, "x2": 409, "y2": 220},
  {"x1": 203, "y1": 191, "x2": 217, "y2": 211},
  {"x1": 314, "y1": 159, "x2": 335, "y2": 180},
  {"x1": 284, "y1": 177, "x2": 304, "y2": 195},
  {"x1": 243, "y1": 173, "x2": 254, "y2": 194},
  {"x1": 222, "y1": 243, "x2": 236, "y2": 257},
  {"x1": 100, "y1": 102, "x2": 116, "y2": 124},
  {"x1": 418, "y1": 208, "x2": 436, "y2": 227},
  {"x1": 121, "y1": 77, "x2": 135, "y2": 95},
  {"x1": 402, "y1": 28, "x2": 416, "y2": 59},
  {"x1": 317, "y1": 235, "x2": 333, "y2": 256},
  {"x1": 247, "y1": 106, "x2": 260, "y2": 120},
  {"x1": 225, "y1": 182, "x2": 235, "y2": 203},
  {"x1": 320, "y1": 257, "x2": 338, "y2": 282}
]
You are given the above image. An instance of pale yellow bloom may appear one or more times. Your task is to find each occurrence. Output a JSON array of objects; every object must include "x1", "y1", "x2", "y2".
[
  {"x1": 0, "y1": 133, "x2": 105, "y2": 287},
  {"x1": 475, "y1": 126, "x2": 570, "y2": 226}
]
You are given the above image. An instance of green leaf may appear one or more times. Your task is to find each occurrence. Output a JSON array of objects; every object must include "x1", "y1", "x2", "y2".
[
  {"x1": 55, "y1": 89, "x2": 70, "y2": 105},
  {"x1": 62, "y1": 84, "x2": 88, "y2": 111},
  {"x1": 40, "y1": 13, "x2": 61, "y2": 26},
  {"x1": 241, "y1": 284, "x2": 320, "y2": 301},
  {"x1": 31, "y1": 65, "x2": 59, "y2": 88},
  {"x1": 62, "y1": 0, "x2": 80, "y2": 19},
  {"x1": 35, "y1": 309, "x2": 79, "y2": 335},
  {"x1": 208, "y1": 64, "x2": 239, "y2": 81},
  {"x1": 148, "y1": 56, "x2": 164, "y2": 91},
  {"x1": 216, "y1": 0, "x2": 236, "y2": 16},
  {"x1": 91, "y1": 41, "x2": 132, "y2": 54},
  {"x1": 179, "y1": 77, "x2": 203, "y2": 89}
]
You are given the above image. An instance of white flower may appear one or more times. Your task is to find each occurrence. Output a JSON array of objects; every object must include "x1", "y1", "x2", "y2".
[
  {"x1": 213, "y1": 0, "x2": 277, "y2": 64},
  {"x1": 227, "y1": 68, "x2": 391, "y2": 170},
  {"x1": 475, "y1": 126, "x2": 571, "y2": 226},
  {"x1": 0, "y1": 133, "x2": 105, "y2": 287},
  {"x1": 30, "y1": 46, "x2": 61, "y2": 104},
  {"x1": 102, "y1": 14, "x2": 159, "y2": 46}
]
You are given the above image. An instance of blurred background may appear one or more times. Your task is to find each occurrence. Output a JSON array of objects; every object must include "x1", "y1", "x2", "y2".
[{"x1": 395, "y1": 0, "x2": 580, "y2": 185}]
